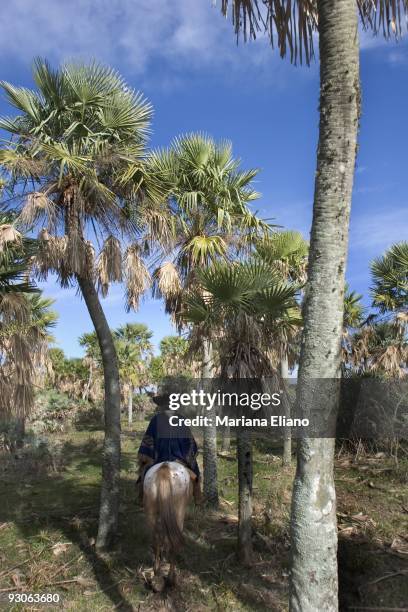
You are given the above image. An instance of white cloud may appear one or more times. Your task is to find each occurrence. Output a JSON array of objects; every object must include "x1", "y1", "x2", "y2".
[
  {"x1": 0, "y1": 0, "x2": 280, "y2": 79},
  {"x1": 388, "y1": 49, "x2": 408, "y2": 65},
  {"x1": 350, "y1": 206, "x2": 408, "y2": 253},
  {"x1": 1, "y1": 1, "x2": 406, "y2": 84}
]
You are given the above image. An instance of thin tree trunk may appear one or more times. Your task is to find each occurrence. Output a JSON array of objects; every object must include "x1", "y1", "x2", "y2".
[
  {"x1": 281, "y1": 355, "x2": 291, "y2": 467},
  {"x1": 128, "y1": 389, "x2": 133, "y2": 427},
  {"x1": 202, "y1": 338, "x2": 218, "y2": 507},
  {"x1": 83, "y1": 361, "x2": 93, "y2": 401},
  {"x1": 290, "y1": 2, "x2": 360, "y2": 611},
  {"x1": 237, "y1": 426, "x2": 253, "y2": 565},
  {"x1": 15, "y1": 417, "x2": 25, "y2": 449},
  {"x1": 221, "y1": 423, "x2": 231, "y2": 452},
  {"x1": 77, "y1": 276, "x2": 121, "y2": 550}
]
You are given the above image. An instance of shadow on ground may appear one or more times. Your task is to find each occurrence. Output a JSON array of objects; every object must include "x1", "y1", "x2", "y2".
[
  {"x1": 0, "y1": 436, "x2": 289, "y2": 611},
  {"x1": 1, "y1": 435, "x2": 407, "y2": 611}
]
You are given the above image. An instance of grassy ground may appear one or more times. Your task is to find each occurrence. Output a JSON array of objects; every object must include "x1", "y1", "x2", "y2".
[{"x1": 0, "y1": 416, "x2": 407, "y2": 611}]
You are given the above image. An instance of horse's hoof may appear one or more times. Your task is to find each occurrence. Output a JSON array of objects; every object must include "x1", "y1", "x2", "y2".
[{"x1": 151, "y1": 575, "x2": 166, "y2": 593}]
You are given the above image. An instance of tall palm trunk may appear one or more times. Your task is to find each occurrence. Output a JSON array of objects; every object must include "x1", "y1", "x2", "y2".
[
  {"x1": 221, "y1": 422, "x2": 231, "y2": 452},
  {"x1": 237, "y1": 425, "x2": 253, "y2": 565},
  {"x1": 83, "y1": 361, "x2": 93, "y2": 401},
  {"x1": 290, "y1": 2, "x2": 360, "y2": 610},
  {"x1": 202, "y1": 338, "x2": 218, "y2": 507},
  {"x1": 280, "y1": 355, "x2": 291, "y2": 467},
  {"x1": 78, "y1": 276, "x2": 121, "y2": 550},
  {"x1": 128, "y1": 388, "x2": 133, "y2": 427},
  {"x1": 11, "y1": 417, "x2": 25, "y2": 451}
]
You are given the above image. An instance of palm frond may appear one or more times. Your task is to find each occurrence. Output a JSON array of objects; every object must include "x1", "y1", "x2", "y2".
[
  {"x1": 220, "y1": 1, "x2": 408, "y2": 65},
  {"x1": 97, "y1": 235, "x2": 123, "y2": 296},
  {"x1": 123, "y1": 243, "x2": 151, "y2": 310},
  {"x1": 371, "y1": 241, "x2": 408, "y2": 313},
  {"x1": 0, "y1": 224, "x2": 22, "y2": 252}
]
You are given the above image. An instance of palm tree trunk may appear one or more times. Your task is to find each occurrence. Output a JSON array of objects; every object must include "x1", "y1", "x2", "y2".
[
  {"x1": 237, "y1": 425, "x2": 253, "y2": 565},
  {"x1": 202, "y1": 338, "x2": 218, "y2": 507},
  {"x1": 83, "y1": 361, "x2": 93, "y2": 401},
  {"x1": 15, "y1": 417, "x2": 25, "y2": 449},
  {"x1": 290, "y1": 2, "x2": 360, "y2": 611},
  {"x1": 281, "y1": 355, "x2": 291, "y2": 467},
  {"x1": 221, "y1": 422, "x2": 231, "y2": 452},
  {"x1": 128, "y1": 388, "x2": 133, "y2": 427},
  {"x1": 77, "y1": 276, "x2": 121, "y2": 550}
]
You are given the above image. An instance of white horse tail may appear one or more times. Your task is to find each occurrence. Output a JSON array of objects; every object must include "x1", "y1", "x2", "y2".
[{"x1": 156, "y1": 463, "x2": 184, "y2": 552}]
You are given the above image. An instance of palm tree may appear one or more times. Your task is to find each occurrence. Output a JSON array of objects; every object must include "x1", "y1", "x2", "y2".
[
  {"x1": 114, "y1": 323, "x2": 153, "y2": 425},
  {"x1": 14, "y1": 293, "x2": 57, "y2": 445},
  {"x1": 80, "y1": 324, "x2": 154, "y2": 424},
  {"x1": 47, "y1": 348, "x2": 93, "y2": 400},
  {"x1": 351, "y1": 321, "x2": 407, "y2": 378},
  {"x1": 371, "y1": 242, "x2": 408, "y2": 316},
  {"x1": 0, "y1": 213, "x2": 57, "y2": 445},
  {"x1": 159, "y1": 335, "x2": 191, "y2": 375},
  {"x1": 79, "y1": 330, "x2": 105, "y2": 402},
  {"x1": 0, "y1": 59, "x2": 168, "y2": 548},
  {"x1": 183, "y1": 260, "x2": 300, "y2": 564},
  {"x1": 255, "y1": 230, "x2": 308, "y2": 465},
  {"x1": 342, "y1": 284, "x2": 365, "y2": 371},
  {"x1": 218, "y1": 3, "x2": 408, "y2": 607},
  {"x1": 149, "y1": 335, "x2": 197, "y2": 387},
  {"x1": 150, "y1": 133, "x2": 270, "y2": 507},
  {"x1": 348, "y1": 244, "x2": 408, "y2": 378}
]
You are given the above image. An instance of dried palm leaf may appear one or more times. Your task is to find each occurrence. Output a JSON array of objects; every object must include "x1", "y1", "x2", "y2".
[
  {"x1": 220, "y1": 1, "x2": 408, "y2": 65},
  {"x1": 124, "y1": 243, "x2": 151, "y2": 310},
  {"x1": 19, "y1": 191, "x2": 57, "y2": 229},
  {"x1": 371, "y1": 343, "x2": 408, "y2": 378},
  {"x1": 97, "y1": 235, "x2": 123, "y2": 296},
  {"x1": 0, "y1": 224, "x2": 22, "y2": 251},
  {"x1": 152, "y1": 261, "x2": 183, "y2": 315}
]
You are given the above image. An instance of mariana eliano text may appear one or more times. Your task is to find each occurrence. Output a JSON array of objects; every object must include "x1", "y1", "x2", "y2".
[{"x1": 168, "y1": 415, "x2": 310, "y2": 428}]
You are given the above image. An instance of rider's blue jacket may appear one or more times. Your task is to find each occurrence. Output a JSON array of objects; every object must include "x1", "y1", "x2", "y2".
[{"x1": 138, "y1": 411, "x2": 200, "y2": 479}]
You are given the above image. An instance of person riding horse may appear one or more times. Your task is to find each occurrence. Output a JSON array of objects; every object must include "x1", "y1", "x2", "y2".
[{"x1": 137, "y1": 392, "x2": 201, "y2": 504}]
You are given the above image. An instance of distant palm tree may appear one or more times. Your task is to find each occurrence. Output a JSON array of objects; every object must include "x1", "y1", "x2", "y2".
[
  {"x1": 218, "y1": 2, "x2": 408, "y2": 606},
  {"x1": 47, "y1": 348, "x2": 92, "y2": 401},
  {"x1": 150, "y1": 133, "x2": 270, "y2": 507},
  {"x1": 342, "y1": 284, "x2": 365, "y2": 371},
  {"x1": 183, "y1": 259, "x2": 300, "y2": 564},
  {"x1": 114, "y1": 323, "x2": 153, "y2": 425},
  {"x1": 0, "y1": 59, "x2": 168, "y2": 548},
  {"x1": 158, "y1": 335, "x2": 192, "y2": 376},
  {"x1": 371, "y1": 242, "x2": 408, "y2": 316},
  {"x1": 80, "y1": 324, "x2": 154, "y2": 424},
  {"x1": 351, "y1": 321, "x2": 407, "y2": 378},
  {"x1": 348, "y1": 244, "x2": 408, "y2": 378}
]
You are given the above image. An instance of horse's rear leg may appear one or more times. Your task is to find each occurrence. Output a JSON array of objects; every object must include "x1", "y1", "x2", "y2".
[
  {"x1": 151, "y1": 536, "x2": 166, "y2": 592},
  {"x1": 153, "y1": 535, "x2": 161, "y2": 575},
  {"x1": 167, "y1": 552, "x2": 177, "y2": 587}
]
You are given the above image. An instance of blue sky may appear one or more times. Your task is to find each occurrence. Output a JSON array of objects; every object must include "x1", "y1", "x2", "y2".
[{"x1": 1, "y1": 1, "x2": 407, "y2": 356}]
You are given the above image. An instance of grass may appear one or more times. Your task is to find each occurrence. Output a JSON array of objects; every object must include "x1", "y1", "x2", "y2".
[{"x1": 0, "y1": 415, "x2": 407, "y2": 611}]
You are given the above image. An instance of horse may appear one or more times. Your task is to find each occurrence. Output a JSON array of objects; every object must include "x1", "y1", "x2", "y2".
[{"x1": 143, "y1": 461, "x2": 193, "y2": 590}]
